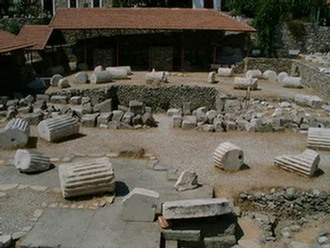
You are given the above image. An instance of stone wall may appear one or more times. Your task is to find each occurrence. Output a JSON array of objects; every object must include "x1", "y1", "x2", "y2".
[
  {"x1": 235, "y1": 57, "x2": 293, "y2": 74},
  {"x1": 292, "y1": 60, "x2": 330, "y2": 96},
  {"x1": 51, "y1": 84, "x2": 221, "y2": 111},
  {"x1": 275, "y1": 23, "x2": 330, "y2": 55}
]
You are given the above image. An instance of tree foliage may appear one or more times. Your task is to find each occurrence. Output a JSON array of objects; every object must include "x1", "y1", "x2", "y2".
[{"x1": 224, "y1": 0, "x2": 330, "y2": 56}]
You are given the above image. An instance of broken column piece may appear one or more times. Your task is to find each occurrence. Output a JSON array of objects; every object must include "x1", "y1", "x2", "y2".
[
  {"x1": 105, "y1": 67, "x2": 129, "y2": 79},
  {"x1": 174, "y1": 169, "x2": 199, "y2": 192},
  {"x1": 308, "y1": 127, "x2": 330, "y2": 150},
  {"x1": 274, "y1": 149, "x2": 320, "y2": 177},
  {"x1": 217, "y1": 67, "x2": 233, "y2": 77},
  {"x1": 213, "y1": 142, "x2": 244, "y2": 171},
  {"x1": 58, "y1": 157, "x2": 115, "y2": 198},
  {"x1": 145, "y1": 71, "x2": 168, "y2": 84},
  {"x1": 245, "y1": 69, "x2": 262, "y2": 79},
  {"x1": 14, "y1": 149, "x2": 51, "y2": 173},
  {"x1": 37, "y1": 115, "x2": 79, "y2": 142},
  {"x1": 121, "y1": 187, "x2": 159, "y2": 222},
  {"x1": 233, "y1": 77, "x2": 258, "y2": 90},
  {"x1": 90, "y1": 71, "x2": 112, "y2": 84},
  {"x1": 282, "y1": 77, "x2": 302, "y2": 88},
  {"x1": 0, "y1": 118, "x2": 30, "y2": 149},
  {"x1": 106, "y1": 66, "x2": 132, "y2": 75}
]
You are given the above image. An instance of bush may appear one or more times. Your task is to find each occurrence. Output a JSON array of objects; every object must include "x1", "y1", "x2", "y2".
[{"x1": 287, "y1": 20, "x2": 305, "y2": 40}]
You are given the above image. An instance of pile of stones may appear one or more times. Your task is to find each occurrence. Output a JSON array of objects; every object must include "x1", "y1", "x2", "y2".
[
  {"x1": 0, "y1": 94, "x2": 158, "y2": 130},
  {"x1": 168, "y1": 96, "x2": 329, "y2": 133},
  {"x1": 238, "y1": 187, "x2": 330, "y2": 219},
  {"x1": 304, "y1": 52, "x2": 330, "y2": 67}
]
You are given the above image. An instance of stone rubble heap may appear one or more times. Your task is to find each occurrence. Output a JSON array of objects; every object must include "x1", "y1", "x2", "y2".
[
  {"x1": 169, "y1": 97, "x2": 330, "y2": 133},
  {"x1": 304, "y1": 52, "x2": 330, "y2": 67},
  {"x1": 238, "y1": 187, "x2": 330, "y2": 219}
]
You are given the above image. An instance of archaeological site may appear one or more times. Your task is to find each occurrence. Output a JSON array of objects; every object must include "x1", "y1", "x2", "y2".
[{"x1": 0, "y1": 1, "x2": 330, "y2": 248}]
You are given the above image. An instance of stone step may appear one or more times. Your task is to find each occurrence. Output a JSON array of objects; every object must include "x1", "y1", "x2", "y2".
[{"x1": 274, "y1": 149, "x2": 320, "y2": 177}]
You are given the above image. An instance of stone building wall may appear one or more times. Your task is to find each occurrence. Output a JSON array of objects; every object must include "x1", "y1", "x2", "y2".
[
  {"x1": 234, "y1": 57, "x2": 293, "y2": 74},
  {"x1": 50, "y1": 84, "x2": 221, "y2": 111},
  {"x1": 292, "y1": 60, "x2": 330, "y2": 96}
]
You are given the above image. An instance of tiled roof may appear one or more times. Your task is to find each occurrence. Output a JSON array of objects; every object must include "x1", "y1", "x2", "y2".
[
  {"x1": 0, "y1": 29, "x2": 34, "y2": 53},
  {"x1": 50, "y1": 8, "x2": 256, "y2": 32},
  {"x1": 18, "y1": 25, "x2": 54, "y2": 50}
]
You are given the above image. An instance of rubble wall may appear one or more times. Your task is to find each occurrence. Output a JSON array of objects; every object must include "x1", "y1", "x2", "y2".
[
  {"x1": 51, "y1": 84, "x2": 221, "y2": 111},
  {"x1": 291, "y1": 61, "x2": 330, "y2": 96},
  {"x1": 238, "y1": 57, "x2": 293, "y2": 74}
]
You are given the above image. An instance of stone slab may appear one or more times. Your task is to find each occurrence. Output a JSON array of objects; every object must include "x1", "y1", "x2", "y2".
[
  {"x1": 162, "y1": 198, "x2": 231, "y2": 219},
  {"x1": 161, "y1": 229, "x2": 201, "y2": 241}
]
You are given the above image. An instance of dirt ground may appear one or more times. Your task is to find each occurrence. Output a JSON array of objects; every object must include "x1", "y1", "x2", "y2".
[{"x1": 1, "y1": 71, "x2": 330, "y2": 247}]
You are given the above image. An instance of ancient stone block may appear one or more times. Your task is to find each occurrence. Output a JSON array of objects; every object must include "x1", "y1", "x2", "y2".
[
  {"x1": 277, "y1": 71, "x2": 289, "y2": 83},
  {"x1": 142, "y1": 112, "x2": 158, "y2": 127},
  {"x1": 282, "y1": 77, "x2": 303, "y2": 88},
  {"x1": 207, "y1": 71, "x2": 217, "y2": 84},
  {"x1": 218, "y1": 67, "x2": 233, "y2": 77},
  {"x1": 182, "y1": 102, "x2": 191, "y2": 115},
  {"x1": 58, "y1": 78, "x2": 70, "y2": 89},
  {"x1": 204, "y1": 235, "x2": 236, "y2": 248},
  {"x1": 308, "y1": 127, "x2": 330, "y2": 150},
  {"x1": 58, "y1": 157, "x2": 115, "y2": 198},
  {"x1": 213, "y1": 142, "x2": 244, "y2": 171},
  {"x1": 118, "y1": 143, "x2": 145, "y2": 158},
  {"x1": 81, "y1": 113, "x2": 100, "y2": 127},
  {"x1": 50, "y1": 74, "x2": 63, "y2": 87},
  {"x1": 74, "y1": 71, "x2": 89, "y2": 84},
  {"x1": 146, "y1": 71, "x2": 168, "y2": 84},
  {"x1": 233, "y1": 77, "x2": 258, "y2": 90},
  {"x1": 129, "y1": 100, "x2": 145, "y2": 115},
  {"x1": 161, "y1": 229, "x2": 201, "y2": 242},
  {"x1": 0, "y1": 118, "x2": 30, "y2": 149},
  {"x1": 274, "y1": 149, "x2": 320, "y2": 177},
  {"x1": 50, "y1": 95, "x2": 68, "y2": 104},
  {"x1": 14, "y1": 149, "x2": 50, "y2": 173},
  {"x1": 97, "y1": 112, "x2": 112, "y2": 126},
  {"x1": 174, "y1": 169, "x2": 199, "y2": 192},
  {"x1": 246, "y1": 69, "x2": 262, "y2": 79},
  {"x1": 122, "y1": 111, "x2": 134, "y2": 125},
  {"x1": 90, "y1": 71, "x2": 112, "y2": 84},
  {"x1": 36, "y1": 94, "x2": 50, "y2": 103},
  {"x1": 111, "y1": 110, "x2": 124, "y2": 123},
  {"x1": 93, "y1": 99, "x2": 112, "y2": 113},
  {"x1": 182, "y1": 115, "x2": 197, "y2": 130},
  {"x1": 162, "y1": 198, "x2": 231, "y2": 219},
  {"x1": 21, "y1": 113, "x2": 44, "y2": 125},
  {"x1": 263, "y1": 70, "x2": 277, "y2": 82},
  {"x1": 37, "y1": 115, "x2": 79, "y2": 142},
  {"x1": 106, "y1": 66, "x2": 132, "y2": 75},
  {"x1": 121, "y1": 187, "x2": 159, "y2": 222},
  {"x1": 167, "y1": 108, "x2": 182, "y2": 116},
  {"x1": 69, "y1": 96, "x2": 82, "y2": 105},
  {"x1": 294, "y1": 94, "x2": 323, "y2": 108},
  {"x1": 172, "y1": 115, "x2": 183, "y2": 128}
]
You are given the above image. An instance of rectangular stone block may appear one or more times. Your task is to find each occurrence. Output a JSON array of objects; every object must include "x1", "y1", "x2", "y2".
[
  {"x1": 50, "y1": 95, "x2": 68, "y2": 104},
  {"x1": 161, "y1": 229, "x2": 201, "y2": 242},
  {"x1": 162, "y1": 198, "x2": 231, "y2": 219}
]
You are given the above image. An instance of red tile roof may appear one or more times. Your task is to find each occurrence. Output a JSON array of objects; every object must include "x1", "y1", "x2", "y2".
[
  {"x1": 0, "y1": 29, "x2": 34, "y2": 53},
  {"x1": 18, "y1": 25, "x2": 54, "y2": 50},
  {"x1": 50, "y1": 8, "x2": 256, "y2": 32}
]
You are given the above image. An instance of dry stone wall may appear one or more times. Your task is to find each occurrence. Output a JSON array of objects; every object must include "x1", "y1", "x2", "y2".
[{"x1": 239, "y1": 57, "x2": 293, "y2": 74}]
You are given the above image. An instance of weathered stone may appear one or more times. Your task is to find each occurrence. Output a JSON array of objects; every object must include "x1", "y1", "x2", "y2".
[
  {"x1": 93, "y1": 65, "x2": 104, "y2": 73},
  {"x1": 90, "y1": 71, "x2": 112, "y2": 84},
  {"x1": 142, "y1": 112, "x2": 158, "y2": 127},
  {"x1": 81, "y1": 113, "x2": 100, "y2": 127},
  {"x1": 58, "y1": 157, "x2": 115, "y2": 198},
  {"x1": 246, "y1": 69, "x2": 262, "y2": 79},
  {"x1": 0, "y1": 118, "x2": 30, "y2": 149},
  {"x1": 195, "y1": 107, "x2": 208, "y2": 123},
  {"x1": 121, "y1": 187, "x2": 159, "y2": 222},
  {"x1": 218, "y1": 67, "x2": 233, "y2": 77},
  {"x1": 308, "y1": 127, "x2": 330, "y2": 150},
  {"x1": 162, "y1": 229, "x2": 201, "y2": 242},
  {"x1": 37, "y1": 115, "x2": 79, "y2": 142},
  {"x1": 25, "y1": 94, "x2": 34, "y2": 104},
  {"x1": 214, "y1": 118, "x2": 225, "y2": 132},
  {"x1": 234, "y1": 77, "x2": 258, "y2": 90},
  {"x1": 206, "y1": 110, "x2": 217, "y2": 124},
  {"x1": 294, "y1": 94, "x2": 323, "y2": 109},
  {"x1": 213, "y1": 142, "x2": 244, "y2": 171},
  {"x1": 6, "y1": 99, "x2": 19, "y2": 107},
  {"x1": 207, "y1": 71, "x2": 217, "y2": 84},
  {"x1": 69, "y1": 96, "x2": 82, "y2": 105},
  {"x1": 182, "y1": 115, "x2": 197, "y2": 129},
  {"x1": 274, "y1": 149, "x2": 320, "y2": 177},
  {"x1": 107, "y1": 66, "x2": 132, "y2": 75},
  {"x1": 204, "y1": 235, "x2": 236, "y2": 248},
  {"x1": 172, "y1": 115, "x2": 183, "y2": 128},
  {"x1": 97, "y1": 112, "x2": 112, "y2": 126},
  {"x1": 81, "y1": 102, "x2": 93, "y2": 114},
  {"x1": 74, "y1": 71, "x2": 88, "y2": 84},
  {"x1": 21, "y1": 113, "x2": 44, "y2": 125},
  {"x1": 0, "y1": 234, "x2": 12, "y2": 248},
  {"x1": 202, "y1": 124, "x2": 215, "y2": 132},
  {"x1": 146, "y1": 70, "x2": 168, "y2": 84},
  {"x1": 105, "y1": 67, "x2": 128, "y2": 79},
  {"x1": 132, "y1": 114, "x2": 142, "y2": 125},
  {"x1": 93, "y1": 99, "x2": 112, "y2": 113},
  {"x1": 58, "y1": 78, "x2": 70, "y2": 89},
  {"x1": 167, "y1": 108, "x2": 182, "y2": 116},
  {"x1": 277, "y1": 71, "x2": 289, "y2": 83},
  {"x1": 36, "y1": 94, "x2": 50, "y2": 103},
  {"x1": 162, "y1": 198, "x2": 231, "y2": 219},
  {"x1": 282, "y1": 77, "x2": 303, "y2": 88},
  {"x1": 129, "y1": 100, "x2": 145, "y2": 115},
  {"x1": 174, "y1": 169, "x2": 199, "y2": 192},
  {"x1": 263, "y1": 70, "x2": 277, "y2": 82},
  {"x1": 50, "y1": 95, "x2": 67, "y2": 104},
  {"x1": 182, "y1": 102, "x2": 191, "y2": 115},
  {"x1": 118, "y1": 143, "x2": 145, "y2": 158},
  {"x1": 14, "y1": 149, "x2": 50, "y2": 173},
  {"x1": 122, "y1": 111, "x2": 134, "y2": 125},
  {"x1": 111, "y1": 110, "x2": 124, "y2": 123}
]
